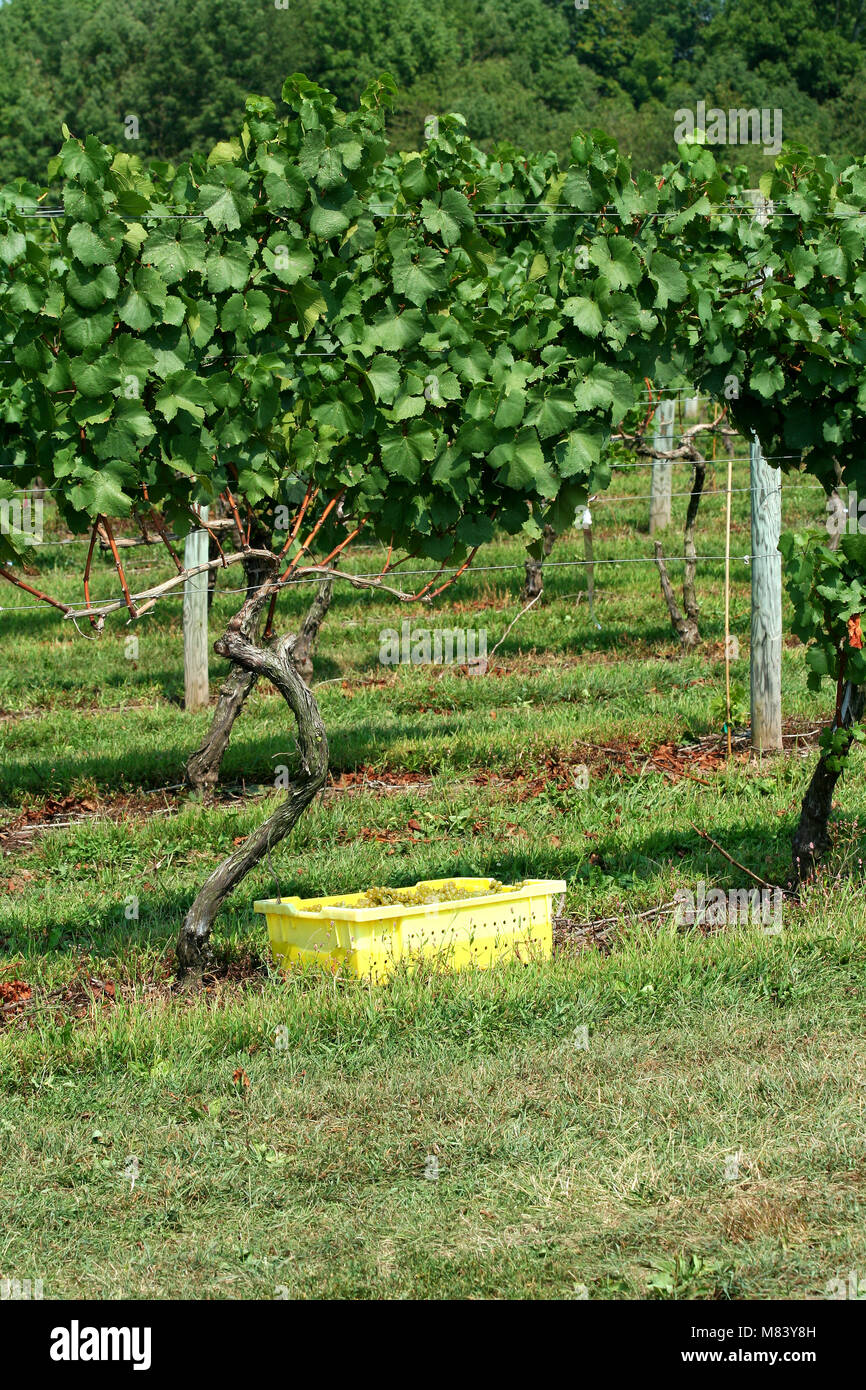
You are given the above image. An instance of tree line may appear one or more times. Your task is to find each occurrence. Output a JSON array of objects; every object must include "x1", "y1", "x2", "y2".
[{"x1": 1, "y1": 0, "x2": 866, "y2": 183}]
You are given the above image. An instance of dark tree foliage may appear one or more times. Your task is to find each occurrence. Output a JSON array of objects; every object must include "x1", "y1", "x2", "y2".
[{"x1": 0, "y1": 0, "x2": 864, "y2": 181}]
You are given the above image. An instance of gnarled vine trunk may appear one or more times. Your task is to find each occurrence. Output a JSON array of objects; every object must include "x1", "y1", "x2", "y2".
[
  {"x1": 176, "y1": 623, "x2": 329, "y2": 975},
  {"x1": 653, "y1": 450, "x2": 706, "y2": 649},
  {"x1": 185, "y1": 557, "x2": 334, "y2": 793},
  {"x1": 185, "y1": 547, "x2": 271, "y2": 793},
  {"x1": 790, "y1": 484, "x2": 858, "y2": 881},
  {"x1": 289, "y1": 572, "x2": 334, "y2": 685},
  {"x1": 792, "y1": 682, "x2": 865, "y2": 881},
  {"x1": 186, "y1": 662, "x2": 259, "y2": 794},
  {"x1": 522, "y1": 524, "x2": 556, "y2": 601}
]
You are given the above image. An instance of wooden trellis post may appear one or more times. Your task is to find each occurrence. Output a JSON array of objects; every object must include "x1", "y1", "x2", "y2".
[
  {"x1": 183, "y1": 505, "x2": 210, "y2": 712},
  {"x1": 749, "y1": 433, "x2": 782, "y2": 750},
  {"x1": 746, "y1": 190, "x2": 782, "y2": 751},
  {"x1": 580, "y1": 505, "x2": 600, "y2": 628},
  {"x1": 648, "y1": 396, "x2": 676, "y2": 534}
]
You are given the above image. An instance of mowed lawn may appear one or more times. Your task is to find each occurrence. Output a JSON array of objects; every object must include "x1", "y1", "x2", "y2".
[{"x1": 1, "y1": 451, "x2": 865, "y2": 1299}]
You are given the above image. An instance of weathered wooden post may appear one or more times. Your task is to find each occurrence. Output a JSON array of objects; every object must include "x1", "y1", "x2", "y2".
[
  {"x1": 745, "y1": 189, "x2": 782, "y2": 752},
  {"x1": 749, "y1": 432, "x2": 782, "y2": 750},
  {"x1": 648, "y1": 396, "x2": 676, "y2": 534},
  {"x1": 183, "y1": 505, "x2": 210, "y2": 712},
  {"x1": 580, "y1": 505, "x2": 600, "y2": 628}
]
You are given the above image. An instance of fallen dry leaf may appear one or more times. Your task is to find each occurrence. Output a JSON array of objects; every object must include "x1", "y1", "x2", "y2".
[{"x1": 0, "y1": 979, "x2": 31, "y2": 1009}]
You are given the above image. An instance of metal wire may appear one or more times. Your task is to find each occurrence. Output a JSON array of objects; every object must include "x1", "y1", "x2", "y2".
[
  {"x1": 0, "y1": 549, "x2": 784, "y2": 613},
  {"x1": 10, "y1": 200, "x2": 866, "y2": 222},
  {"x1": 0, "y1": 455, "x2": 814, "y2": 496}
]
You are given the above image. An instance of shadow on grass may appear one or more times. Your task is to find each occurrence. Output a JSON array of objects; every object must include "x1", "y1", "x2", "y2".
[
  {"x1": 2, "y1": 818, "x2": 817, "y2": 967},
  {"x1": 2, "y1": 695, "x2": 654, "y2": 799}
]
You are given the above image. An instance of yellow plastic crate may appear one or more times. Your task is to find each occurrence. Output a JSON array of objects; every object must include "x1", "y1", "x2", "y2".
[{"x1": 254, "y1": 876, "x2": 565, "y2": 982}]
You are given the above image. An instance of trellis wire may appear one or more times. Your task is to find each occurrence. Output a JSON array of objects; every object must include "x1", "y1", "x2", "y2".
[
  {"x1": 15, "y1": 202, "x2": 866, "y2": 220},
  {"x1": 0, "y1": 550, "x2": 787, "y2": 613},
  {"x1": 1, "y1": 476, "x2": 827, "y2": 543},
  {"x1": 1, "y1": 455, "x2": 814, "y2": 496}
]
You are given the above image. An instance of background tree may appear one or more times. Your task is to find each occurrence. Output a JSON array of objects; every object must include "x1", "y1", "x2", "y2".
[{"x1": 2, "y1": 0, "x2": 866, "y2": 182}]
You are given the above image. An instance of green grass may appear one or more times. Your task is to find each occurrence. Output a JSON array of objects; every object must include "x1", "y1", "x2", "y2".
[
  {"x1": 3, "y1": 918, "x2": 865, "y2": 1300},
  {"x1": 2, "y1": 455, "x2": 865, "y2": 1299}
]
